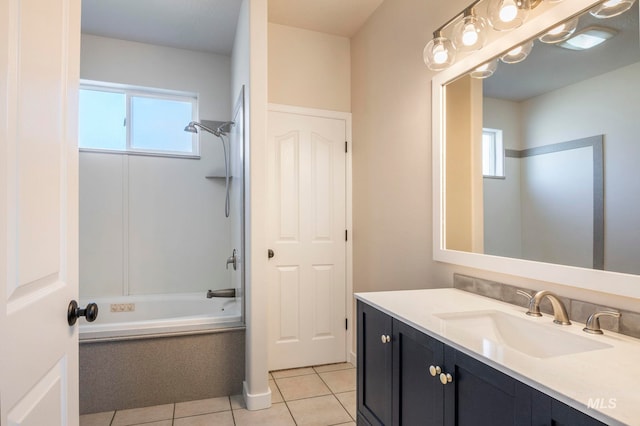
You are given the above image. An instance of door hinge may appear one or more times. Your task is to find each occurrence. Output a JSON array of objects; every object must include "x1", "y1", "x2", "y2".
[
  {"x1": 345, "y1": 229, "x2": 348, "y2": 241},
  {"x1": 345, "y1": 318, "x2": 348, "y2": 330},
  {"x1": 345, "y1": 141, "x2": 348, "y2": 153}
]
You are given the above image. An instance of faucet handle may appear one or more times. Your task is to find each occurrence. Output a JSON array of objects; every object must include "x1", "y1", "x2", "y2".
[
  {"x1": 516, "y1": 289, "x2": 532, "y2": 302},
  {"x1": 583, "y1": 311, "x2": 621, "y2": 335}
]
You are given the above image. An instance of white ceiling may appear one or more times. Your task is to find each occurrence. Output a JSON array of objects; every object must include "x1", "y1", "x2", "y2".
[
  {"x1": 268, "y1": 0, "x2": 384, "y2": 37},
  {"x1": 81, "y1": 0, "x2": 243, "y2": 55},
  {"x1": 81, "y1": 0, "x2": 385, "y2": 56}
]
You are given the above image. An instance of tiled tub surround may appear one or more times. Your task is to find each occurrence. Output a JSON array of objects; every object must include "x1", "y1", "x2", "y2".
[
  {"x1": 356, "y1": 288, "x2": 640, "y2": 425},
  {"x1": 80, "y1": 328, "x2": 245, "y2": 414},
  {"x1": 79, "y1": 362, "x2": 357, "y2": 426},
  {"x1": 454, "y1": 273, "x2": 640, "y2": 339}
]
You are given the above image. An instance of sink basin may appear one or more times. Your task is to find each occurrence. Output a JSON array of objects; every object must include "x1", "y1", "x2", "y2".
[{"x1": 435, "y1": 310, "x2": 612, "y2": 359}]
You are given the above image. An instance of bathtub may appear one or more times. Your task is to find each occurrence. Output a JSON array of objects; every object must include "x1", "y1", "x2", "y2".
[{"x1": 79, "y1": 291, "x2": 243, "y2": 341}]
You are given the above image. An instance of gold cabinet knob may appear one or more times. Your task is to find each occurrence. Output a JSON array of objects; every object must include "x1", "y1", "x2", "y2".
[
  {"x1": 429, "y1": 365, "x2": 441, "y2": 377},
  {"x1": 440, "y1": 372, "x2": 453, "y2": 385}
]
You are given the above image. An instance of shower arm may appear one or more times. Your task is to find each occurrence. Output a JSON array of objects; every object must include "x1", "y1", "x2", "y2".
[{"x1": 190, "y1": 121, "x2": 220, "y2": 136}]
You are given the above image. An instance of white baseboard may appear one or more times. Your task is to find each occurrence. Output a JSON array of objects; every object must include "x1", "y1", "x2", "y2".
[
  {"x1": 348, "y1": 351, "x2": 357, "y2": 367},
  {"x1": 243, "y1": 381, "x2": 272, "y2": 411}
]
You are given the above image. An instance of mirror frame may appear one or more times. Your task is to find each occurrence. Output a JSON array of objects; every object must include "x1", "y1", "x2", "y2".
[{"x1": 432, "y1": 0, "x2": 640, "y2": 299}]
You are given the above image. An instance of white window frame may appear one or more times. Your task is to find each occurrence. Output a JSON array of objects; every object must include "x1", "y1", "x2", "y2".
[
  {"x1": 482, "y1": 127, "x2": 505, "y2": 178},
  {"x1": 79, "y1": 80, "x2": 200, "y2": 158}
]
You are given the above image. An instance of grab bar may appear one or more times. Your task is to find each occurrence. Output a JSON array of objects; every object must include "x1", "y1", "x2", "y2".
[{"x1": 206, "y1": 288, "x2": 236, "y2": 298}]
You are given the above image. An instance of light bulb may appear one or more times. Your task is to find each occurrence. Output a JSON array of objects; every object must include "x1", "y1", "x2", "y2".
[
  {"x1": 590, "y1": 0, "x2": 635, "y2": 18},
  {"x1": 538, "y1": 17, "x2": 579, "y2": 43},
  {"x1": 433, "y1": 45, "x2": 449, "y2": 64},
  {"x1": 500, "y1": 40, "x2": 534, "y2": 64},
  {"x1": 488, "y1": 0, "x2": 530, "y2": 31},
  {"x1": 453, "y1": 14, "x2": 486, "y2": 52},
  {"x1": 548, "y1": 24, "x2": 566, "y2": 36},
  {"x1": 423, "y1": 34, "x2": 456, "y2": 71},
  {"x1": 500, "y1": 1, "x2": 519, "y2": 22},
  {"x1": 508, "y1": 46, "x2": 523, "y2": 55},
  {"x1": 462, "y1": 24, "x2": 479, "y2": 46},
  {"x1": 470, "y1": 59, "x2": 499, "y2": 79}
]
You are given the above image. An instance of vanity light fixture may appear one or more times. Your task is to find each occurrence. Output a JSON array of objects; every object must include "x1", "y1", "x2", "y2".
[
  {"x1": 500, "y1": 40, "x2": 534, "y2": 63},
  {"x1": 423, "y1": 0, "x2": 627, "y2": 71},
  {"x1": 590, "y1": 0, "x2": 636, "y2": 18},
  {"x1": 423, "y1": 0, "x2": 543, "y2": 71},
  {"x1": 538, "y1": 17, "x2": 580, "y2": 43},
  {"x1": 470, "y1": 58, "x2": 499, "y2": 78},
  {"x1": 557, "y1": 25, "x2": 617, "y2": 50}
]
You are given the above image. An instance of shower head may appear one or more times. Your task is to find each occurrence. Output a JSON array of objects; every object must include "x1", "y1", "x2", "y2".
[
  {"x1": 184, "y1": 121, "x2": 221, "y2": 137},
  {"x1": 184, "y1": 122, "x2": 199, "y2": 133}
]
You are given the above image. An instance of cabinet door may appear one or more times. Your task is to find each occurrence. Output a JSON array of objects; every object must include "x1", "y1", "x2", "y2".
[
  {"x1": 531, "y1": 390, "x2": 607, "y2": 426},
  {"x1": 393, "y1": 319, "x2": 444, "y2": 425},
  {"x1": 357, "y1": 301, "x2": 393, "y2": 426},
  {"x1": 443, "y1": 347, "x2": 531, "y2": 426}
]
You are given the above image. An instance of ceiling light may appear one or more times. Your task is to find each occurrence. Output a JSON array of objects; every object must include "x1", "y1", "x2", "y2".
[
  {"x1": 538, "y1": 17, "x2": 580, "y2": 43},
  {"x1": 500, "y1": 40, "x2": 534, "y2": 63},
  {"x1": 453, "y1": 8, "x2": 487, "y2": 52},
  {"x1": 557, "y1": 26, "x2": 617, "y2": 50},
  {"x1": 424, "y1": 31, "x2": 456, "y2": 70},
  {"x1": 590, "y1": 0, "x2": 636, "y2": 19},
  {"x1": 470, "y1": 59, "x2": 499, "y2": 78}
]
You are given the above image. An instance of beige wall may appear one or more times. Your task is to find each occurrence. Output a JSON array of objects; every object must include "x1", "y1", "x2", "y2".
[
  {"x1": 268, "y1": 23, "x2": 350, "y2": 112},
  {"x1": 445, "y1": 75, "x2": 483, "y2": 253},
  {"x1": 351, "y1": 0, "x2": 459, "y2": 294},
  {"x1": 351, "y1": 0, "x2": 638, "y2": 311}
]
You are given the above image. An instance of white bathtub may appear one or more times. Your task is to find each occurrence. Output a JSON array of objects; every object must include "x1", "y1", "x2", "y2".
[{"x1": 79, "y1": 292, "x2": 243, "y2": 341}]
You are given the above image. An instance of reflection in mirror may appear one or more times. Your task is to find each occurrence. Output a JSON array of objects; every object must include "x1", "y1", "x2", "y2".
[{"x1": 444, "y1": 2, "x2": 640, "y2": 276}]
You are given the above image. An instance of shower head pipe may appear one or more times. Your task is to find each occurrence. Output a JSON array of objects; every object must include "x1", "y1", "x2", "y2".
[{"x1": 184, "y1": 120, "x2": 235, "y2": 137}]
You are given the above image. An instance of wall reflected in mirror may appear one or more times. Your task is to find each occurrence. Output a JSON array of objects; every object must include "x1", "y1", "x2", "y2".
[{"x1": 444, "y1": 2, "x2": 640, "y2": 275}]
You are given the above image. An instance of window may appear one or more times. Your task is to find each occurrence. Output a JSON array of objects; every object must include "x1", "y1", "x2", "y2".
[
  {"x1": 482, "y1": 128, "x2": 505, "y2": 178},
  {"x1": 79, "y1": 82, "x2": 198, "y2": 156}
]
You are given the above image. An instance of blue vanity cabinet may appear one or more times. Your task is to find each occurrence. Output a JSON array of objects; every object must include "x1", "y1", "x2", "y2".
[
  {"x1": 442, "y1": 346, "x2": 531, "y2": 426},
  {"x1": 392, "y1": 319, "x2": 445, "y2": 425},
  {"x1": 531, "y1": 389, "x2": 607, "y2": 426},
  {"x1": 357, "y1": 301, "x2": 445, "y2": 425},
  {"x1": 357, "y1": 301, "x2": 393, "y2": 426},
  {"x1": 357, "y1": 300, "x2": 607, "y2": 426}
]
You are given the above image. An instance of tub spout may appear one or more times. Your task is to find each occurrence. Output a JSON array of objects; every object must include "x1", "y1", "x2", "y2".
[{"x1": 206, "y1": 288, "x2": 236, "y2": 298}]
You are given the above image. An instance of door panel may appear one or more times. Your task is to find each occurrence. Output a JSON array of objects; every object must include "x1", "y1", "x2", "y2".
[
  {"x1": 1, "y1": 0, "x2": 80, "y2": 424},
  {"x1": 357, "y1": 301, "x2": 392, "y2": 426},
  {"x1": 268, "y1": 109, "x2": 347, "y2": 370}
]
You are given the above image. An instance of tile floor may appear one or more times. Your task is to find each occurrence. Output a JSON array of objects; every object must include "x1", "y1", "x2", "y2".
[{"x1": 79, "y1": 362, "x2": 356, "y2": 426}]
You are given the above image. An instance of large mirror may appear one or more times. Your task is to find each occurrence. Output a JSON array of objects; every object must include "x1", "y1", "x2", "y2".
[{"x1": 433, "y1": 0, "x2": 640, "y2": 298}]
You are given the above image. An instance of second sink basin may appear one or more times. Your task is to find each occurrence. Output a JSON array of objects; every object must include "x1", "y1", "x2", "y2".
[{"x1": 435, "y1": 310, "x2": 612, "y2": 359}]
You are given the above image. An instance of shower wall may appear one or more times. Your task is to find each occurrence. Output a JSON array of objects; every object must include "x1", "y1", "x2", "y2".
[{"x1": 79, "y1": 34, "x2": 234, "y2": 297}]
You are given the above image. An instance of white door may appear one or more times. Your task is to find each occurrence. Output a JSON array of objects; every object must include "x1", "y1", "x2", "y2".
[
  {"x1": 267, "y1": 108, "x2": 347, "y2": 371},
  {"x1": 1, "y1": 0, "x2": 81, "y2": 425}
]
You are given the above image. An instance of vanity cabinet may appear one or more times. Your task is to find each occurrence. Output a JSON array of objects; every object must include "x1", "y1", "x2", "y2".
[{"x1": 356, "y1": 301, "x2": 606, "y2": 426}]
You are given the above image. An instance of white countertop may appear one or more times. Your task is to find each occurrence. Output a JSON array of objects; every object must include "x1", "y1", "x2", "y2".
[{"x1": 356, "y1": 288, "x2": 640, "y2": 426}]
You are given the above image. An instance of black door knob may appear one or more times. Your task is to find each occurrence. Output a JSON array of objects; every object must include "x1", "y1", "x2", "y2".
[{"x1": 67, "y1": 300, "x2": 99, "y2": 326}]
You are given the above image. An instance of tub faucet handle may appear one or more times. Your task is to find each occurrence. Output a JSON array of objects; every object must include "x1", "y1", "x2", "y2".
[{"x1": 226, "y1": 248, "x2": 237, "y2": 271}]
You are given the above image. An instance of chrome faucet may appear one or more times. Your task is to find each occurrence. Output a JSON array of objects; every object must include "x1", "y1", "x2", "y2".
[{"x1": 525, "y1": 290, "x2": 571, "y2": 325}]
